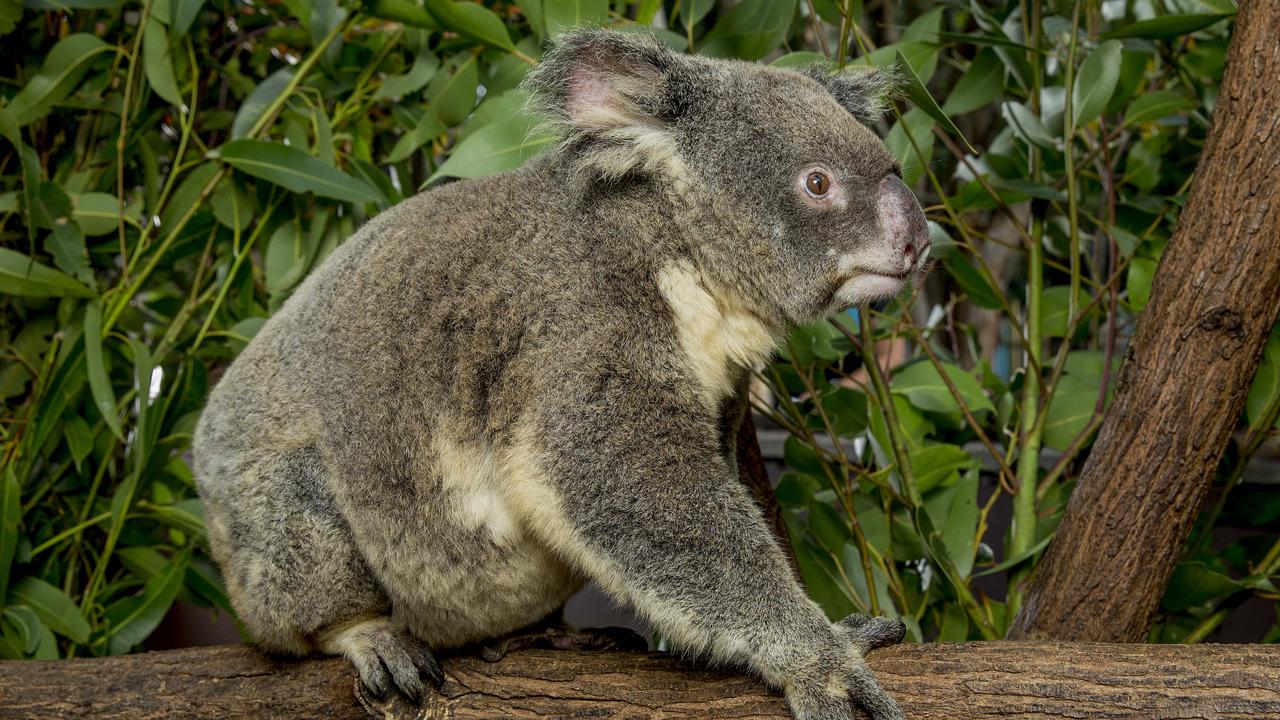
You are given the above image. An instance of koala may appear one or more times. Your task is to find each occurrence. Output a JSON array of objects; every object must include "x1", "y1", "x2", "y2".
[{"x1": 193, "y1": 29, "x2": 929, "y2": 720}]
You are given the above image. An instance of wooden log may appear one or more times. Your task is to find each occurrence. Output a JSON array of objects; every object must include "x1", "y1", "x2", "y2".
[{"x1": 1, "y1": 642, "x2": 1277, "y2": 719}]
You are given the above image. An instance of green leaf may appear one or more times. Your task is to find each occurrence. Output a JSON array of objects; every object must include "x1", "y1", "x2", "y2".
[
  {"x1": 1042, "y1": 375, "x2": 1099, "y2": 452},
  {"x1": 942, "y1": 253, "x2": 1002, "y2": 309},
  {"x1": 1102, "y1": 13, "x2": 1233, "y2": 40},
  {"x1": 7, "y1": 577, "x2": 91, "y2": 644},
  {"x1": 63, "y1": 414, "x2": 94, "y2": 471},
  {"x1": 72, "y1": 192, "x2": 127, "y2": 236},
  {"x1": 264, "y1": 219, "x2": 322, "y2": 296},
  {"x1": 699, "y1": 0, "x2": 798, "y2": 61},
  {"x1": 426, "y1": 53, "x2": 479, "y2": 127},
  {"x1": 0, "y1": 248, "x2": 94, "y2": 298},
  {"x1": 823, "y1": 387, "x2": 868, "y2": 437},
  {"x1": 83, "y1": 300, "x2": 125, "y2": 442},
  {"x1": 375, "y1": 51, "x2": 440, "y2": 100},
  {"x1": 775, "y1": 472, "x2": 821, "y2": 507},
  {"x1": 808, "y1": 498, "x2": 853, "y2": 555},
  {"x1": 231, "y1": 67, "x2": 294, "y2": 140},
  {"x1": 937, "y1": 603, "x2": 968, "y2": 642},
  {"x1": 428, "y1": 111, "x2": 557, "y2": 183},
  {"x1": 543, "y1": 0, "x2": 609, "y2": 37},
  {"x1": 159, "y1": 161, "x2": 219, "y2": 232},
  {"x1": 894, "y1": 50, "x2": 975, "y2": 154},
  {"x1": 1, "y1": 606, "x2": 45, "y2": 656},
  {"x1": 5, "y1": 33, "x2": 111, "y2": 125},
  {"x1": 0, "y1": 0, "x2": 21, "y2": 36},
  {"x1": 171, "y1": 0, "x2": 207, "y2": 35},
  {"x1": 940, "y1": 469, "x2": 979, "y2": 577},
  {"x1": 892, "y1": 361, "x2": 995, "y2": 417},
  {"x1": 1072, "y1": 40, "x2": 1122, "y2": 128},
  {"x1": 855, "y1": 41, "x2": 939, "y2": 83},
  {"x1": 0, "y1": 468, "x2": 19, "y2": 603},
  {"x1": 673, "y1": 0, "x2": 715, "y2": 27},
  {"x1": 423, "y1": 0, "x2": 516, "y2": 53},
  {"x1": 942, "y1": 48, "x2": 1004, "y2": 117},
  {"x1": 209, "y1": 176, "x2": 256, "y2": 233},
  {"x1": 1126, "y1": 256, "x2": 1158, "y2": 312},
  {"x1": 884, "y1": 108, "x2": 934, "y2": 187},
  {"x1": 105, "y1": 552, "x2": 189, "y2": 654},
  {"x1": 972, "y1": 533, "x2": 1054, "y2": 577},
  {"x1": 1161, "y1": 561, "x2": 1242, "y2": 612},
  {"x1": 909, "y1": 443, "x2": 976, "y2": 494},
  {"x1": 1122, "y1": 90, "x2": 1195, "y2": 127},
  {"x1": 1041, "y1": 285, "x2": 1085, "y2": 338},
  {"x1": 1002, "y1": 101, "x2": 1055, "y2": 149},
  {"x1": 45, "y1": 222, "x2": 93, "y2": 286},
  {"x1": 386, "y1": 108, "x2": 447, "y2": 164},
  {"x1": 213, "y1": 140, "x2": 382, "y2": 204},
  {"x1": 770, "y1": 51, "x2": 829, "y2": 69},
  {"x1": 143, "y1": 20, "x2": 183, "y2": 106},
  {"x1": 1245, "y1": 328, "x2": 1280, "y2": 431}
]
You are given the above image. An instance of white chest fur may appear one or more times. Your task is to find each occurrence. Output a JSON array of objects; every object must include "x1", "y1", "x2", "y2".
[{"x1": 657, "y1": 261, "x2": 777, "y2": 408}]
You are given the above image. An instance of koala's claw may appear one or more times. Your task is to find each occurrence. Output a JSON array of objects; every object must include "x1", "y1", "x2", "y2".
[
  {"x1": 837, "y1": 613, "x2": 907, "y2": 653},
  {"x1": 348, "y1": 627, "x2": 443, "y2": 707},
  {"x1": 789, "y1": 665, "x2": 906, "y2": 720}
]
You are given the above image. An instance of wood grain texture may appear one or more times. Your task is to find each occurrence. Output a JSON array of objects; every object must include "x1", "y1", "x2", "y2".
[
  {"x1": 1, "y1": 642, "x2": 1278, "y2": 719},
  {"x1": 1008, "y1": 0, "x2": 1280, "y2": 642}
]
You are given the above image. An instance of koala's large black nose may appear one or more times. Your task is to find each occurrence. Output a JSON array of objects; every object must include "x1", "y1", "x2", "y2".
[{"x1": 877, "y1": 175, "x2": 930, "y2": 274}]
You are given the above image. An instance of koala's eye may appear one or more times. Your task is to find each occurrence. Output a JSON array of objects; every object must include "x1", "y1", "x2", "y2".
[{"x1": 805, "y1": 171, "x2": 831, "y2": 197}]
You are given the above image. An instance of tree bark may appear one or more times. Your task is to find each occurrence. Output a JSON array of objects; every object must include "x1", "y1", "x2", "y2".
[
  {"x1": 736, "y1": 412, "x2": 799, "y2": 576},
  {"x1": 1008, "y1": 0, "x2": 1280, "y2": 642},
  {"x1": 1, "y1": 643, "x2": 1277, "y2": 719}
]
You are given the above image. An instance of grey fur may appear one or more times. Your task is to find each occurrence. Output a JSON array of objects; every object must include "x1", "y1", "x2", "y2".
[{"x1": 194, "y1": 29, "x2": 928, "y2": 720}]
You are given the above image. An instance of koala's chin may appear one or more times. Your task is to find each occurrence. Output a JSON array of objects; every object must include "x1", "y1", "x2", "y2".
[{"x1": 834, "y1": 273, "x2": 912, "y2": 310}]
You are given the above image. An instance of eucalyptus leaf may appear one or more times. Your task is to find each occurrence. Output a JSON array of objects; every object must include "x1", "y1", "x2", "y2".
[
  {"x1": 231, "y1": 68, "x2": 294, "y2": 140},
  {"x1": 428, "y1": 111, "x2": 557, "y2": 183},
  {"x1": 1103, "y1": 13, "x2": 1233, "y2": 40},
  {"x1": 6, "y1": 34, "x2": 111, "y2": 126},
  {"x1": 0, "y1": 248, "x2": 94, "y2": 298},
  {"x1": 213, "y1": 140, "x2": 382, "y2": 204},
  {"x1": 83, "y1": 300, "x2": 125, "y2": 442},
  {"x1": 1072, "y1": 40, "x2": 1122, "y2": 128},
  {"x1": 7, "y1": 576, "x2": 91, "y2": 644},
  {"x1": 143, "y1": 19, "x2": 183, "y2": 107},
  {"x1": 543, "y1": 0, "x2": 609, "y2": 37},
  {"x1": 1122, "y1": 90, "x2": 1195, "y2": 126}
]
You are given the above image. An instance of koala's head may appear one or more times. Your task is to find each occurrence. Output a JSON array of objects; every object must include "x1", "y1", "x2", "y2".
[{"x1": 524, "y1": 29, "x2": 930, "y2": 327}]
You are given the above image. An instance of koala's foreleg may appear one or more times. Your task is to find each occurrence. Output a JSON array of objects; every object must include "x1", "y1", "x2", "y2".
[{"x1": 516, "y1": 396, "x2": 905, "y2": 720}]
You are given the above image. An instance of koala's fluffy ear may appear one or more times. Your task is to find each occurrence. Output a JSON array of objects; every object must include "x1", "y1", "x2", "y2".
[
  {"x1": 803, "y1": 66, "x2": 894, "y2": 127},
  {"x1": 523, "y1": 29, "x2": 687, "y2": 183}
]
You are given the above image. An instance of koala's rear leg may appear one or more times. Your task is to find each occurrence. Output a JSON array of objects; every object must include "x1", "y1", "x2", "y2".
[{"x1": 320, "y1": 617, "x2": 443, "y2": 702}]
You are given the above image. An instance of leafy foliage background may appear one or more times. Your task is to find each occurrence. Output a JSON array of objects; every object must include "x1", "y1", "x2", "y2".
[{"x1": 0, "y1": 0, "x2": 1275, "y2": 659}]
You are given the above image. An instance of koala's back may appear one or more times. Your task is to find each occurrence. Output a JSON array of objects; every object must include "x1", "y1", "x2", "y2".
[{"x1": 193, "y1": 159, "x2": 685, "y2": 650}]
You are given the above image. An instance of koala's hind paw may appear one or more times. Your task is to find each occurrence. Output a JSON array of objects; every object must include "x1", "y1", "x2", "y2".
[
  {"x1": 323, "y1": 619, "x2": 443, "y2": 706},
  {"x1": 837, "y1": 613, "x2": 907, "y2": 654}
]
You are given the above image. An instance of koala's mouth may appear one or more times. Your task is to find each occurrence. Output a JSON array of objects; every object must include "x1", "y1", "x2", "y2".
[
  {"x1": 830, "y1": 272, "x2": 909, "y2": 310},
  {"x1": 842, "y1": 267, "x2": 911, "y2": 282}
]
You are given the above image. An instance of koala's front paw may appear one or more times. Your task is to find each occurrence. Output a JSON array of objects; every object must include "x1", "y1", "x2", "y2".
[
  {"x1": 786, "y1": 663, "x2": 906, "y2": 720},
  {"x1": 786, "y1": 617, "x2": 907, "y2": 720}
]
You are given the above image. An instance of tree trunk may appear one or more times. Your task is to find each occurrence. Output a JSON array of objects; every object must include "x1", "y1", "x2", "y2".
[
  {"x1": 736, "y1": 412, "x2": 799, "y2": 576},
  {"x1": 1, "y1": 643, "x2": 1277, "y2": 719},
  {"x1": 1008, "y1": 0, "x2": 1280, "y2": 642}
]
